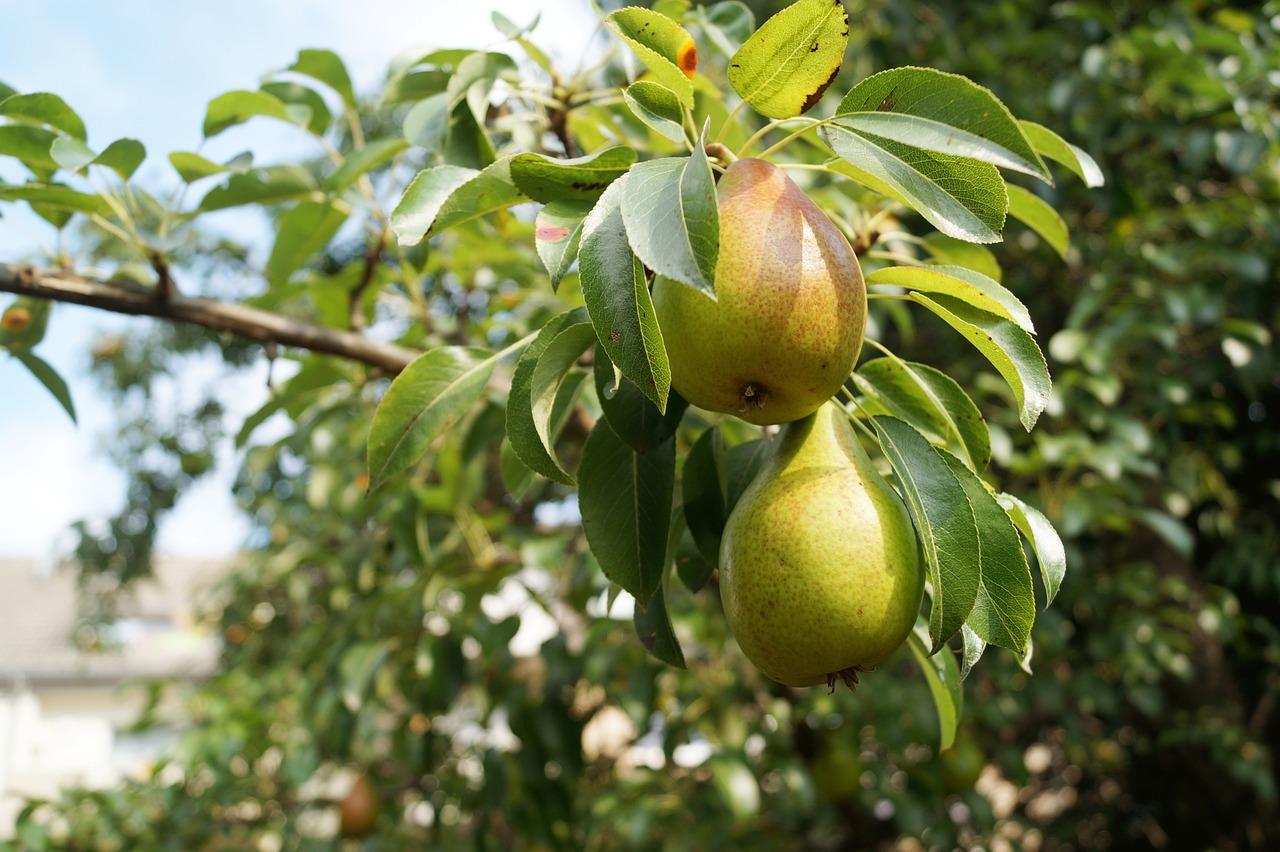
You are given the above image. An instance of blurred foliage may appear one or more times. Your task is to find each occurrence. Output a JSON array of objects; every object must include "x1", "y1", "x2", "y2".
[{"x1": 6, "y1": 0, "x2": 1279, "y2": 849}]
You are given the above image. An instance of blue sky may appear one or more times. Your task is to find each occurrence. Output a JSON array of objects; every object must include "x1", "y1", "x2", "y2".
[{"x1": 0, "y1": 1, "x2": 597, "y2": 559}]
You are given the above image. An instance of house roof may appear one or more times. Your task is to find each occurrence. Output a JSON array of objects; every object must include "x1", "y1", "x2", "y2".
[{"x1": 0, "y1": 557, "x2": 230, "y2": 686}]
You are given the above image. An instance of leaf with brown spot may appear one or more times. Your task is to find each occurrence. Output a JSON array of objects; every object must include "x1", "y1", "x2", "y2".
[{"x1": 727, "y1": 0, "x2": 849, "y2": 119}]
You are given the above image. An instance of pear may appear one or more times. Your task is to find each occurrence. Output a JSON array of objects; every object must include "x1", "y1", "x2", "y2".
[
  {"x1": 652, "y1": 158, "x2": 866, "y2": 425},
  {"x1": 719, "y1": 402, "x2": 923, "y2": 688}
]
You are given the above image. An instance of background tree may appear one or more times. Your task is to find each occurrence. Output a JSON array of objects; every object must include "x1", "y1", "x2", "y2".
[{"x1": 1, "y1": 0, "x2": 1276, "y2": 849}]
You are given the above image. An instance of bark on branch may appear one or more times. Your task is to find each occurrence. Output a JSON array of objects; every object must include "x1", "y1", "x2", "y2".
[{"x1": 0, "y1": 263, "x2": 418, "y2": 374}]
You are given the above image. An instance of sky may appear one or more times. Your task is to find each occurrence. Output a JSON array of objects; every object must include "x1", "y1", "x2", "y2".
[{"x1": 0, "y1": 0, "x2": 599, "y2": 560}]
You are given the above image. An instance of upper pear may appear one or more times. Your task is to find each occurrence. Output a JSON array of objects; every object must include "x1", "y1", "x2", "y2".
[{"x1": 653, "y1": 158, "x2": 866, "y2": 425}]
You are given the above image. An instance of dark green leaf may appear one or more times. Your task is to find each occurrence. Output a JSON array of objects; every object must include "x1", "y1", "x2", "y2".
[
  {"x1": 197, "y1": 166, "x2": 318, "y2": 211},
  {"x1": 909, "y1": 293, "x2": 1051, "y2": 430},
  {"x1": 621, "y1": 147, "x2": 719, "y2": 296},
  {"x1": 579, "y1": 177, "x2": 671, "y2": 411},
  {"x1": 390, "y1": 158, "x2": 525, "y2": 245},
  {"x1": 854, "y1": 356, "x2": 990, "y2": 472},
  {"x1": 367, "y1": 347, "x2": 498, "y2": 489},
  {"x1": 0, "y1": 125, "x2": 59, "y2": 171},
  {"x1": 93, "y1": 138, "x2": 146, "y2": 179},
  {"x1": 14, "y1": 351, "x2": 76, "y2": 422},
  {"x1": 634, "y1": 583, "x2": 685, "y2": 667},
  {"x1": 682, "y1": 426, "x2": 726, "y2": 564},
  {"x1": 908, "y1": 625, "x2": 961, "y2": 749},
  {"x1": 593, "y1": 347, "x2": 687, "y2": 452},
  {"x1": 506, "y1": 308, "x2": 589, "y2": 485},
  {"x1": 941, "y1": 453, "x2": 1035, "y2": 656},
  {"x1": 260, "y1": 81, "x2": 332, "y2": 136},
  {"x1": 836, "y1": 67, "x2": 1049, "y2": 181},
  {"x1": 0, "y1": 182, "x2": 107, "y2": 214},
  {"x1": 266, "y1": 201, "x2": 348, "y2": 287},
  {"x1": 872, "y1": 416, "x2": 980, "y2": 651},
  {"x1": 578, "y1": 418, "x2": 675, "y2": 605},
  {"x1": 0, "y1": 92, "x2": 86, "y2": 140},
  {"x1": 287, "y1": 49, "x2": 357, "y2": 108},
  {"x1": 509, "y1": 147, "x2": 636, "y2": 203},
  {"x1": 821, "y1": 124, "x2": 1008, "y2": 243},
  {"x1": 325, "y1": 138, "x2": 408, "y2": 193},
  {"x1": 997, "y1": 493, "x2": 1066, "y2": 606},
  {"x1": 203, "y1": 90, "x2": 309, "y2": 138}
]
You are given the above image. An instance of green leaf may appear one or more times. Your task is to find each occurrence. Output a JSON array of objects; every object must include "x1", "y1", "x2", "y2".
[
  {"x1": 623, "y1": 81, "x2": 688, "y2": 145},
  {"x1": 169, "y1": 151, "x2": 231, "y2": 182},
  {"x1": 868, "y1": 265, "x2": 1034, "y2": 334},
  {"x1": 287, "y1": 49, "x2": 357, "y2": 108},
  {"x1": 836, "y1": 67, "x2": 1049, "y2": 181},
  {"x1": 821, "y1": 122, "x2": 1008, "y2": 243},
  {"x1": 236, "y1": 358, "x2": 347, "y2": 448},
  {"x1": 959, "y1": 624, "x2": 986, "y2": 680},
  {"x1": 49, "y1": 137, "x2": 96, "y2": 171},
  {"x1": 1, "y1": 298, "x2": 51, "y2": 348},
  {"x1": 607, "y1": 7, "x2": 697, "y2": 107},
  {"x1": 854, "y1": 356, "x2": 990, "y2": 472},
  {"x1": 634, "y1": 582, "x2": 685, "y2": 667},
  {"x1": 197, "y1": 166, "x2": 318, "y2": 211},
  {"x1": 0, "y1": 92, "x2": 86, "y2": 140},
  {"x1": 727, "y1": 0, "x2": 849, "y2": 119},
  {"x1": 509, "y1": 146, "x2": 636, "y2": 203},
  {"x1": 390, "y1": 158, "x2": 525, "y2": 245},
  {"x1": 260, "y1": 81, "x2": 332, "y2": 136},
  {"x1": 907, "y1": 626, "x2": 961, "y2": 750},
  {"x1": 534, "y1": 201, "x2": 591, "y2": 290},
  {"x1": 0, "y1": 125, "x2": 60, "y2": 171},
  {"x1": 909, "y1": 293, "x2": 1051, "y2": 430},
  {"x1": 14, "y1": 351, "x2": 76, "y2": 423},
  {"x1": 997, "y1": 493, "x2": 1066, "y2": 606},
  {"x1": 593, "y1": 347, "x2": 687, "y2": 453},
  {"x1": 338, "y1": 641, "x2": 388, "y2": 713},
  {"x1": 578, "y1": 418, "x2": 676, "y2": 605},
  {"x1": 682, "y1": 426, "x2": 726, "y2": 564},
  {"x1": 941, "y1": 453, "x2": 1035, "y2": 656},
  {"x1": 871, "y1": 416, "x2": 980, "y2": 651},
  {"x1": 579, "y1": 178, "x2": 671, "y2": 411},
  {"x1": 530, "y1": 323, "x2": 597, "y2": 467},
  {"x1": 403, "y1": 92, "x2": 450, "y2": 153},
  {"x1": 921, "y1": 233, "x2": 1002, "y2": 282},
  {"x1": 446, "y1": 51, "x2": 516, "y2": 119},
  {"x1": 0, "y1": 182, "x2": 107, "y2": 214},
  {"x1": 621, "y1": 148, "x2": 719, "y2": 296},
  {"x1": 698, "y1": 1, "x2": 755, "y2": 57},
  {"x1": 367, "y1": 347, "x2": 499, "y2": 489},
  {"x1": 506, "y1": 308, "x2": 589, "y2": 485},
  {"x1": 203, "y1": 90, "x2": 309, "y2": 138},
  {"x1": 93, "y1": 138, "x2": 146, "y2": 179},
  {"x1": 266, "y1": 201, "x2": 348, "y2": 287},
  {"x1": 1019, "y1": 120, "x2": 1104, "y2": 187},
  {"x1": 1006, "y1": 184, "x2": 1068, "y2": 258},
  {"x1": 325, "y1": 138, "x2": 408, "y2": 193}
]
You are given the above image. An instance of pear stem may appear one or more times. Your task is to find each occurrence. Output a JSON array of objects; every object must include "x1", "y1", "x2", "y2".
[{"x1": 737, "y1": 116, "x2": 818, "y2": 158}]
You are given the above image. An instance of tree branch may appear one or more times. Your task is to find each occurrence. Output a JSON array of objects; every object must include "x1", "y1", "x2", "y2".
[{"x1": 0, "y1": 263, "x2": 418, "y2": 374}]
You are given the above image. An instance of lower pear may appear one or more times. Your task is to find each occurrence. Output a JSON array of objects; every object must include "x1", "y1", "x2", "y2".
[
  {"x1": 652, "y1": 158, "x2": 866, "y2": 425},
  {"x1": 719, "y1": 402, "x2": 924, "y2": 688}
]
